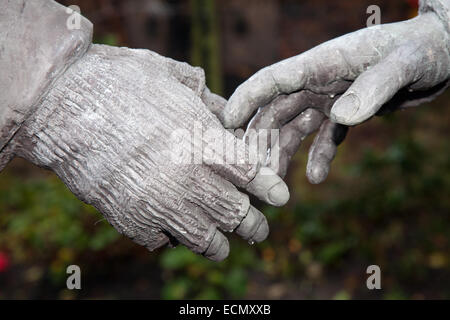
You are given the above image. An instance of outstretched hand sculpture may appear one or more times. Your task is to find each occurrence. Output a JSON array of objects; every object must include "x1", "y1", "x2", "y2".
[{"x1": 222, "y1": 0, "x2": 449, "y2": 183}]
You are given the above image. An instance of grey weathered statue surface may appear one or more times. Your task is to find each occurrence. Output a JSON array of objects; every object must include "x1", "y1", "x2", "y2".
[
  {"x1": 1, "y1": 0, "x2": 449, "y2": 262},
  {"x1": 222, "y1": 0, "x2": 450, "y2": 183},
  {"x1": 0, "y1": 0, "x2": 290, "y2": 261}
]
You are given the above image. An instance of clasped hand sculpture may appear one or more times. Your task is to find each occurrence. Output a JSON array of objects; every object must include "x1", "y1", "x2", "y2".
[{"x1": 1, "y1": 0, "x2": 448, "y2": 261}]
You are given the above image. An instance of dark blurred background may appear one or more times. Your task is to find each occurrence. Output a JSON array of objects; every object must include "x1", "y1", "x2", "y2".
[{"x1": 1, "y1": 0, "x2": 449, "y2": 299}]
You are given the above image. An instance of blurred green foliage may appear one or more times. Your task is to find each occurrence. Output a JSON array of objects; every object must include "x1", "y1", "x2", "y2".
[
  {"x1": 0, "y1": 173, "x2": 120, "y2": 288},
  {"x1": 160, "y1": 245, "x2": 254, "y2": 299}
]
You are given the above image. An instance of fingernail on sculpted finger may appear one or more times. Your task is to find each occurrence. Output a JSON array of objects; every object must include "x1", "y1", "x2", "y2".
[
  {"x1": 306, "y1": 119, "x2": 342, "y2": 184},
  {"x1": 203, "y1": 231, "x2": 230, "y2": 262},
  {"x1": 268, "y1": 181, "x2": 290, "y2": 205},
  {"x1": 252, "y1": 217, "x2": 269, "y2": 243},
  {"x1": 330, "y1": 93, "x2": 361, "y2": 125},
  {"x1": 236, "y1": 206, "x2": 269, "y2": 243},
  {"x1": 306, "y1": 162, "x2": 330, "y2": 184},
  {"x1": 246, "y1": 167, "x2": 290, "y2": 206}
]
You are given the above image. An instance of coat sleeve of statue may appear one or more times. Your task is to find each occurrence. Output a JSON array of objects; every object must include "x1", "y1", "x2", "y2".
[{"x1": 0, "y1": 0, "x2": 93, "y2": 170}]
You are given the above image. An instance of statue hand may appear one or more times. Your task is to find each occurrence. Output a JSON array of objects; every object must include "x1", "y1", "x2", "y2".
[
  {"x1": 12, "y1": 44, "x2": 290, "y2": 261},
  {"x1": 221, "y1": 3, "x2": 449, "y2": 182}
]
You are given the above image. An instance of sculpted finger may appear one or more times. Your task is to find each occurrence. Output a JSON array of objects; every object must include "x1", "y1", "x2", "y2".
[
  {"x1": 244, "y1": 167, "x2": 290, "y2": 207},
  {"x1": 275, "y1": 109, "x2": 325, "y2": 178},
  {"x1": 222, "y1": 56, "x2": 310, "y2": 128},
  {"x1": 189, "y1": 166, "x2": 251, "y2": 232},
  {"x1": 190, "y1": 167, "x2": 269, "y2": 247},
  {"x1": 202, "y1": 86, "x2": 227, "y2": 120},
  {"x1": 187, "y1": 168, "x2": 269, "y2": 259},
  {"x1": 203, "y1": 229, "x2": 230, "y2": 262},
  {"x1": 246, "y1": 91, "x2": 345, "y2": 173},
  {"x1": 243, "y1": 93, "x2": 310, "y2": 170},
  {"x1": 330, "y1": 43, "x2": 433, "y2": 125},
  {"x1": 247, "y1": 90, "x2": 341, "y2": 134},
  {"x1": 221, "y1": 26, "x2": 393, "y2": 129},
  {"x1": 222, "y1": 16, "x2": 438, "y2": 129},
  {"x1": 203, "y1": 129, "x2": 289, "y2": 207},
  {"x1": 235, "y1": 206, "x2": 269, "y2": 243},
  {"x1": 306, "y1": 120, "x2": 348, "y2": 184}
]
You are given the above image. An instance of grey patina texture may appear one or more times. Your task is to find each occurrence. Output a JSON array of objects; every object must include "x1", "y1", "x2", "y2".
[
  {"x1": 0, "y1": 0, "x2": 290, "y2": 261},
  {"x1": 1, "y1": 0, "x2": 449, "y2": 261},
  {"x1": 0, "y1": 0, "x2": 93, "y2": 169},
  {"x1": 223, "y1": 0, "x2": 450, "y2": 184}
]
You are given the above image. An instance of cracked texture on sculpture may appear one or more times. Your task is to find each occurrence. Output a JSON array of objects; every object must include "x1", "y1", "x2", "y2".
[{"x1": 0, "y1": 1, "x2": 290, "y2": 261}]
